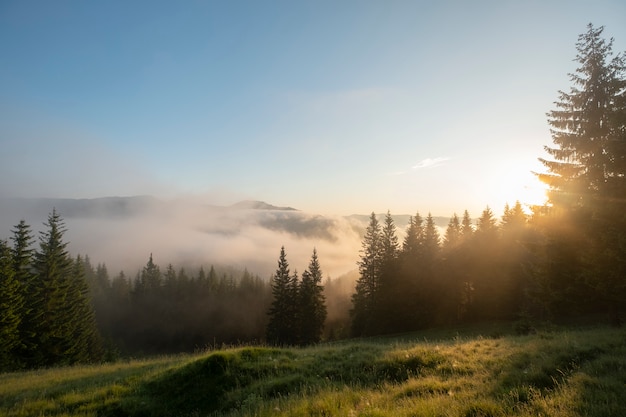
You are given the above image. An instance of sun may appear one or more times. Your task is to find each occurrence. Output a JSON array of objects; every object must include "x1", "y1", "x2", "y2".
[{"x1": 490, "y1": 166, "x2": 549, "y2": 214}]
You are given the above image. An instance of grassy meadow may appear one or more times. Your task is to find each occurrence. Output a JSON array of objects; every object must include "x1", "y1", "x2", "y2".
[{"x1": 1, "y1": 323, "x2": 625, "y2": 417}]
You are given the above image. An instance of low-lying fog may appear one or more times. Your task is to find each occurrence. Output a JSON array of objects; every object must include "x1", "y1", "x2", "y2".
[{"x1": 0, "y1": 196, "x2": 369, "y2": 279}]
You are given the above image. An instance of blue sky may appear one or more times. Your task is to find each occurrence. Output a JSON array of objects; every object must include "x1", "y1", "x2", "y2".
[{"x1": 1, "y1": 1, "x2": 625, "y2": 216}]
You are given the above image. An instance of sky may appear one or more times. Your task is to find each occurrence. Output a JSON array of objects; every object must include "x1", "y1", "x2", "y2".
[{"x1": 1, "y1": 1, "x2": 625, "y2": 217}]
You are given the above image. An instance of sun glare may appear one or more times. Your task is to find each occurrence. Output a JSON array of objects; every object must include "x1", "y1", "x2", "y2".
[{"x1": 492, "y1": 169, "x2": 549, "y2": 214}]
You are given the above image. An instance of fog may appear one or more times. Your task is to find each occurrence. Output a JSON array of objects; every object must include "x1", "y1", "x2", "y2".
[{"x1": 0, "y1": 196, "x2": 365, "y2": 279}]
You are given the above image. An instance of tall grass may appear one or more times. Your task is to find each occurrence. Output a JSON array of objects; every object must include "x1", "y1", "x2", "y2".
[{"x1": 1, "y1": 324, "x2": 624, "y2": 416}]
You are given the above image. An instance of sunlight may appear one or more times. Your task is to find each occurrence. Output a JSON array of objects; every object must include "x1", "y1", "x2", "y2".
[{"x1": 491, "y1": 169, "x2": 549, "y2": 213}]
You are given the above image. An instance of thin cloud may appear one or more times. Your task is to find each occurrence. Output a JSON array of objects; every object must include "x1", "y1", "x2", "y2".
[
  {"x1": 389, "y1": 157, "x2": 450, "y2": 176},
  {"x1": 412, "y1": 157, "x2": 450, "y2": 169}
]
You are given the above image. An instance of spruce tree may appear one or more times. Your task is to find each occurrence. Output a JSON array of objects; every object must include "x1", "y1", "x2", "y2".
[
  {"x1": 65, "y1": 256, "x2": 103, "y2": 363},
  {"x1": 351, "y1": 212, "x2": 382, "y2": 336},
  {"x1": 443, "y1": 213, "x2": 461, "y2": 250},
  {"x1": 423, "y1": 213, "x2": 441, "y2": 262},
  {"x1": 0, "y1": 240, "x2": 23, "y2": 371},
  {"x1": 460, "y1": 210, "x2": 474, "y2": 240},
  {"x1": 266, "y1": 247, "x2": 298, "y2": 345},
  {"x1": 298, "y1": 249, "x2": 327, "y2": 345},
  {"x1": 376, "y1": 211, "x2": 401, "y2": 333},
  {"x1": 536, "y1": 24, "x2": 626, "y2": 323},
  {"x1": 10, "y1": 220, "x2": 37, "y2": 366},
  {"x1": 402, "y1": 212, "x2": 424, "y2": 258},
  {"x1": 33, "y1": 209, "x2": 75, "y2": 366}
]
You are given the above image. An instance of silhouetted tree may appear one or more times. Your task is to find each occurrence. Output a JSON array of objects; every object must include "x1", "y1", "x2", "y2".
[
  {"x1": 536, "y1": 24, "x2": 626, "y2": 324},
  {"x1": 443, "y1": 213, "x2": 461, "y2": 250},
  {"x1": 351, "y1": 212, "x2": 382, "y2": 336},
  {"x1": 266, "y1": 247, "x2": 298, "y2": 345},
  {"x1": 298, "y1": 249, "x2": 327, "y2": 345}
]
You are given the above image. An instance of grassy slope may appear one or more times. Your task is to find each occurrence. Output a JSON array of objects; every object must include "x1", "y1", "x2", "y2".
[{"x1": 1, "y1": 324, "x2": 625, "y2": 417}]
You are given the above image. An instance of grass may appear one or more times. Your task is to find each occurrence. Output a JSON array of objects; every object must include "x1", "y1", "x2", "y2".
[{"x1": 1, "y1": 323, "x2": 625, "y2": 416}]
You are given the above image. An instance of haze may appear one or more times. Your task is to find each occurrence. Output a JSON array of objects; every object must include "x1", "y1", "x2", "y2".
[{"x1": 1, "y1": 1, "x2": 625, "y2": 272}]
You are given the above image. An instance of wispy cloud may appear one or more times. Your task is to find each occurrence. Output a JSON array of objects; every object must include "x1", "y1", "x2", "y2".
[
  {"x1": 389, "y1": 157, "x2": 450, "y2": 175},
  {"x1": 412, "y1": 157, "x2": 450, "y2": 169}
]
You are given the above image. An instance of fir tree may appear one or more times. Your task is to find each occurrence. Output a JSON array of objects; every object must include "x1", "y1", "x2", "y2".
[
  {"x1": 460, "y1": 210, "x2": 474, "y2": 240},
  {"x1": 443, "y1": 213, "x2": 461, "y2": 250},
  {"x1": 351, "y1": 212, "x2": 382, "y2": 336},
  {"x1": 32, "y1": 209, "x2": 75, "y2": 366},
  {"x1": 536, "y1": 24, "x2": 626, "y2": 323},
  {"x1": 0, "y1": 240, "x2": 23, "y2": 371},
  {"x1": 10, "y1": 220, "x2": 36, "y2": 366},
  {"x1": 402, "y1": 212, "x2": 424, "y2": 258},
  {"x1": 266, "y1": 247, "x2": 298, "y2": 345},
  {"x1": 298, "y1": 249, "x2": 327, "y2": 345}
]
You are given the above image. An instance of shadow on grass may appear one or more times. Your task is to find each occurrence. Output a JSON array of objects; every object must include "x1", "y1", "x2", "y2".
[
  {"x1": 99, "y1": 344, "x2": 446, "y2": 416},
  {"x1": 492, "y1": 330, "x2": 624, "y2": 415}
]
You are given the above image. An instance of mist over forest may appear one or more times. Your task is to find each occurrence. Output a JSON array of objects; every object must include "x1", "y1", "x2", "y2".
[{"x1": 0, "y1": 196, "x2": 380, "y2": 279}]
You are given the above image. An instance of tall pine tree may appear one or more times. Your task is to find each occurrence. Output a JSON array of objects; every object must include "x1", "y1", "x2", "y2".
[
  {"x1": 266, "y1": 247, "x2": 298, "y2": 345},
  {"x1": 298, "y1": 249, "x2": 327, "y2": 345},
  {"x1": 0, "y1": 240, "x2": 23, "y2": 371},
  {"x1": 11, "y1": 220, "x2": 36, "y2": 367},
  {"x1": 351, "y1": 212, "x2": 382, "y2": 336},
  {"x1": 536, "y1": 24, "x2": 626, "y2": 323}
]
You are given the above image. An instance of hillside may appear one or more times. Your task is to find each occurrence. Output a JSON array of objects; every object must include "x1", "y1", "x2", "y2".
[{"x1": 1, "y1": 324, "x2": 624, "y2": 417}]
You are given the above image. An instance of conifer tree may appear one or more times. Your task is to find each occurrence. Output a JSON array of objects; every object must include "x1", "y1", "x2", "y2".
[
  {"x1": 65, "y1": 256, "x2": 103, "y2": 363},
  {"x1": 402, "y1": 212, "x2": 423, "y2": 258},
  {"x1": 266, "y1": 247, "x2": 298, "y2": 345},
  {"x1": 423, "y1": 213, "x2": 441, "y2": 262},
  {"x1": 298, "y1": 249, "x2": 327, "y2": 345},
  {"x1": 460, "y1": 210, "x2": 474, "y2": 240},
  {"x1": 501, "y1": 201, "x2": 527, "y2": 233},
  {"x1": 376, "y1": 211, "x2": 401, "y2": 333},
  {"x1": 443, "y1": 213, "x2": 461, "y2": 249},
  {"x1": 138, "y1": 253, "x2": 162, "y2": 294},
  {"x1": 476, "y1": 206, "x2": 498, "y2": 237},
  {"x1": 32, "y1": 209, "x2": 75, "y2": 366},
  {"x1": 0, "y1": 240, "x2": 23, "y2": 371},
  {"x1": 536, "y1": 24, "x2": 626, "y2": 323},
  {"x1": 10, "y1": 220, "x2": 36, "y2": 366},
  {"x1": 351, "y1": 212, "x2": 382, "y2": 336}
]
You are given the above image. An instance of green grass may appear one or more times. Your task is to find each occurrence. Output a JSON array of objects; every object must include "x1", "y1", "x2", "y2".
[{"x1": 1, "y1": 324, "x2": 625, "y2": 416}]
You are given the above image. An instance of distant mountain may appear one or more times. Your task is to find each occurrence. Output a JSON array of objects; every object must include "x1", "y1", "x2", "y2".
[{"x1": 229, "y1": 200, "x2": 297, "y2": 211}]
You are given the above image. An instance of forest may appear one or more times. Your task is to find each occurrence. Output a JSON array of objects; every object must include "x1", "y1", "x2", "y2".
[{"x1": 0, "y1": 24, "x2": 624, "y2": 372}]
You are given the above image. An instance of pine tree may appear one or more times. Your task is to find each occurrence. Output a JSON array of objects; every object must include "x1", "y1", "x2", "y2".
[
  {"x1": 32, "y1": 209, "x2": 75, "y2": 366},
  {"x1": 402, "y1": 212, "x2": 424, "y2": 258},
  {"x1": 423, "y1": 213, "x2": 441, "y2": 262},
  {"x1": 443, "y1": 213, "x2": 461, "y2": 250},
  {"x1": 298, "y1": 249, "x2": 327, "y2": 345},
  {"x1": 65, "y1": 256, "x2": 103, "y2": 363},
  {"x1": 376, "y1": 211, "x2": 401, "y2": 333},
  {"x1": 0, "y1": 240, "x2": 23, "y2": 371},
  {"x1": 476, "y1": 207, "x2": 498, "y2": 237},
  {"x1": 10, "y1": 220, "x2": 36, "y2": 367},
  {"x1": 137, "y1": 253, "x2": 162, "y2": 294},
  {"x1": 501, "y1": 201, "x2": 527, "y2": 233},
  {"x1": 539, "y1": 24, "x2": 626, "y2": 211},
  {"x1": 351, "y1": 212, "x2": 383, "y2": 336},
  {"x1": 536, "y1": 24, "x2": 626, "y2": 323},
  {"x1": 460, "y1": 210, "x2": 474, "y2": 240},
  {"x1": 266, "y1": 247, "x2": 298, "y2": 345}
]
